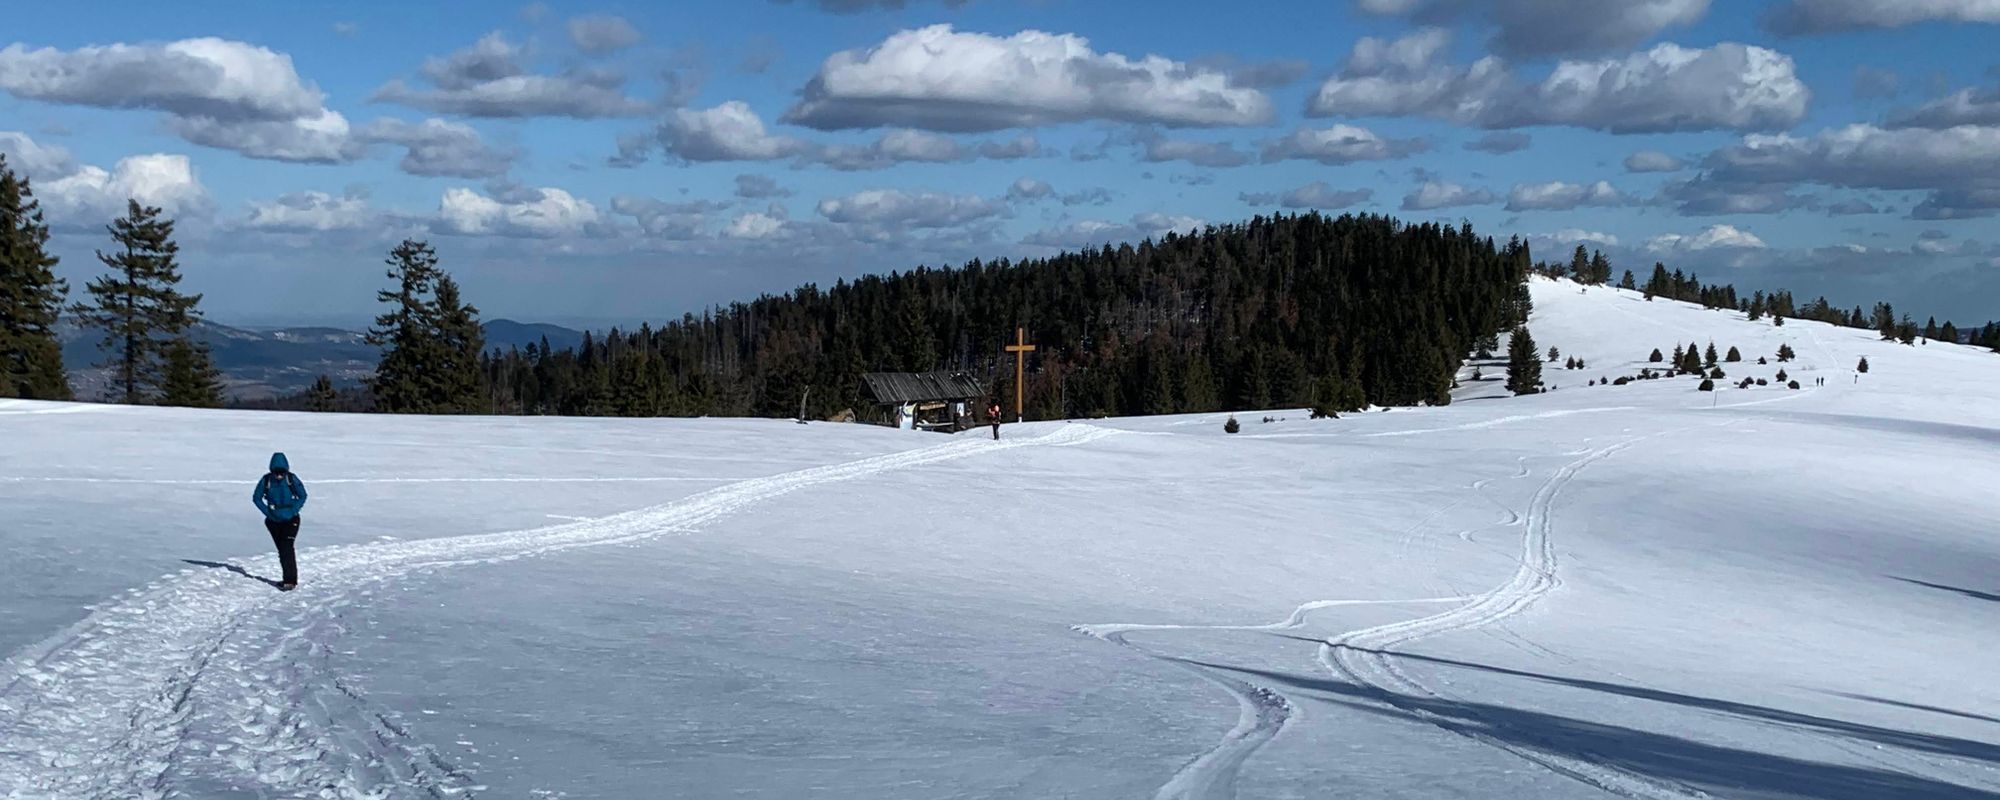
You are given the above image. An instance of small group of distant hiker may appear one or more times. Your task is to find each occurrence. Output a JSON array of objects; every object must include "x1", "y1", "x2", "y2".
[{"x1": 251, "y1": 452, "x2": 308, "y2": 590}]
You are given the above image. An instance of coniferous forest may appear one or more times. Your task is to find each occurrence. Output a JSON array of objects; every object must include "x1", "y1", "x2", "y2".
[{"x1": 463, "y1": 214, "x2": 1531, "y2": 421}]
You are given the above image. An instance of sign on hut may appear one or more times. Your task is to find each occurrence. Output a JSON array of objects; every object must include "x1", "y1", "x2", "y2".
[{"x1": 861, "y1": 371, "x2": 985, "y2": 432}]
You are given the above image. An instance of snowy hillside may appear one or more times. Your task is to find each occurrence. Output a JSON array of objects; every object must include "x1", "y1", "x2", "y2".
[{"x1": 4, "y1": 277, "x2": 1999, "y2": 799}]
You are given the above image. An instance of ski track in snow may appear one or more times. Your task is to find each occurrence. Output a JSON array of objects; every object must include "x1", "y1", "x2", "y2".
[{"x1": 0, "y1": 424, "x2": 1117, "y2": 800}]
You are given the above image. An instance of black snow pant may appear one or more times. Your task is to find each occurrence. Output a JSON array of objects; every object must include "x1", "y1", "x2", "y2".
[
  {"x1": 265, "y1": 516, "x2": 301, "y2": 585},
  {"x1": 992, "y1": 422, "x2": 1000, "y2": 440}
]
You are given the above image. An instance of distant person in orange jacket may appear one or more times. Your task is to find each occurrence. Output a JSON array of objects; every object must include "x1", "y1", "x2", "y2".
[{"x1": 988, "y1": 402, "x2": 1002, "y2": 440}]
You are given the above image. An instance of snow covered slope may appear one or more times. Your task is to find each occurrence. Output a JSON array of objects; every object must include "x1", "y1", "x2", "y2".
[{"x1": 3, "y1": 277, "x2": 1998, "y2": 799}]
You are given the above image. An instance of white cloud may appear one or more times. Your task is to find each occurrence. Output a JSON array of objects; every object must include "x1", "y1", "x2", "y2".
[
  {"x1": 725, "y1": 211, "x2": 787, "y2": 239},
  {"x1": 1134, "y1": 212, "x2": 1205, "y2": 238},
  {"x1": 610, "y1": 195, "x2": 723, "y2": 240},
  {"x1": 241, "y1": 191, "x2": 373, "y2": 232},
  {"x1": 567, "y1": 14, "x2": 642, "y2": 54},
  {"x1": 1541, "y1": 228, "x2": 1621, "y2": 246},
  {"x1": 1505, "y1": 180, "x2": 1628, "y2": 211},
  {"x1": 356, "y1": 118, "x2": 515, "y2": 178},
  {"x1": 0, "y1": 38, "x2": 325, "y2": 121},
  {"x1": 436, "y1": 186, "x2": 600, "y2": 237},
  {"x1": 1402, "y1": 180, "x2": 1498, "y2": 210},
  {"x1": 1239, "y1": 181, "x2": 1374, "y2": 209},
  {"x1": 816, "y1": 189, "x2": 1005, "y2": 228},
  {"x1": 1767, "y1": 0, "x2": 2000, "y2": 34},
  {"x1": 1006, "y1": 178, "x2": 1055, "y2": 202},
  {"x1": 1022, "y1": 219, "x2": 1137, "y2": 248},
  {"x1": 1358, "y1": 0, "x2": 1712, "y2": 57},
  {"x1": 1137, "y1": 133, "x2": 1253, "y2": 167},
  {"x1": 1624, "y1": 149, "x2": 1686, "y2": 172},
  {"x1": 1260, "y1": 124, "x2": 1425, "y2": 164},
  {"x1": 784, "y1": 24, "x2": 1273, "y2": 131},
  {"x1": 167, "y1": 108, "x2": 359, "y2": 163},
  {"x1": 658, "y1": 101, "x2": 810, "y2": 162},
  {"x1": 1891, "y1": 84, "x2": 2000, "y2": 128},
  {"x1": 0, "y1": 131, "x2": 76, "y2": 177},
  {"x1": 373, "y1": 32, "x2": 650, "y2": 118},
  {"x1": 1309, "y1": 31, "x2": 1809, "y2": 134},
  {"x1": 40, "y1": 153, "x2": 210, "y2": 222},
  {"x1": 1647, "y1": 223, "x2": 1768, "y2": 252},
  {"x1": 1702, "y1": 123, "x2": 2000, "y2": 217}
]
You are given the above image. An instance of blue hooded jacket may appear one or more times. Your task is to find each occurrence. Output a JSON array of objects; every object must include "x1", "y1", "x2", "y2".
[{"x1": 253, "y1": 452, "x2": 308, "y2": 521}]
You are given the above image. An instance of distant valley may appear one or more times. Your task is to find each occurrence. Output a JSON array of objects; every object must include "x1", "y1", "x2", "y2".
[{"x1": 59, "y1": 319, "x2": 585, "y2": 402}]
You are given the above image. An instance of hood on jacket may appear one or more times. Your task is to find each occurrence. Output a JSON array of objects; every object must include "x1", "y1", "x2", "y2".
[{"x1": 270, "y1": 452, "x2": 290, "y2": 472}]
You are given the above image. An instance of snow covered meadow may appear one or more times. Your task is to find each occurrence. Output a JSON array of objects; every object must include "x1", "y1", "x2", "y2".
[{"x1": 4, "y1": 278, "x2": 1999, "y2": 799}]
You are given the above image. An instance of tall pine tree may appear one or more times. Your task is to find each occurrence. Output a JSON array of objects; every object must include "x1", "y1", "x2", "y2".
[
  {"x1": 158, "y1": 338, "x2": 224, "y2": 407},
  {"x1": 72, "y1": 201, "x2": 205, "y2": 404},
  {"x1": 1506, "y1": 326, "x2": 1543, "y2": 396},
  {"x1": 0, "y1": 153, "x2": 71, "y2": 399},
  {"x1": 367, "y1": 240, "x2": 484, "y2": 413}
]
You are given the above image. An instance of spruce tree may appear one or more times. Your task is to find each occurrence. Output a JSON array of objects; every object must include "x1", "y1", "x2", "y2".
[
  {"x1": 1569, "y1": 246, "x2": 1590, "y2": 284},
  {"x1": 72, "y1": 201, "x2": 201, "y2": 404},
  {"x1": 157, "y1": 338, "x2": 223, "y2": 407},
  {"x1": 1547, "y1": 346, "x2": 1560, "y2": 363},
  {"x1": 431, "y1": 274, "x2": 486, "y2": 412},
  {"x1": 0, "y1": 154, "x2": 71, "y2": 399},
  {"x1": 306, "y1": 374, "x2": 338, "y2": 412},
  {"x1": 1857, "y1": 356, "x2": 1869, "y2": 373},
  {"x1": 1680, "y1": 344, "x2": 1702, "y2": 374},
  {"x1": 1725, "y1": 346, "x2": 1741, "y2": 362},
  {"x1": 1619, "y1": 270, "x2": 1636, "y2": 290},
  {"x1": 1776, "y1": 344, "x2": 1795, "y2": 362},
  {"x1": 1507, "y1": 326, "x2": 1543, "y2": 395},
  {"x1": 368, "y1": 240, "x2": 470, "y2": 413},
  {"x1": 1704, "y1": 342, "x2": 1719, "y2": 368},
  {"x1": 1589, "y1": 250, "x2": 1611, "y2": 285},
  {"x1": 1649, "y1": 347, "x2": 1663, "y2": 363}
]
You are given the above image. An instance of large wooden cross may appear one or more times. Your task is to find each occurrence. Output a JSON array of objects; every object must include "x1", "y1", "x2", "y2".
[{"x1": 1004, "y1": 327, "x2": 1036, "y2": 423}]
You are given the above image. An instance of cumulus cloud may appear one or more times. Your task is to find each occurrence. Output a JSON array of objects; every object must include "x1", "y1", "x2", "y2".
[
  {"x1": 1657, "y1": 174, "x2": 1818, "y2": 215},
  {"x1": 725, "y1": 210, "x2": 788, "y2": 239},
  {"x1": 167, "y1": 109, "x2": 360, "y2": 163},
  {"x1": 356, "y1": 118, "x2": 515, "y2": 178},
  {"x1": 1646, "y1": 223, "x2": 1767, "y2": 252},
  {"x1": 1465, "y1": 131, "x2": 1531, "y2": 153},
  {"x1": 1766, "y1": 0, "x2": 2000, "y2": 34},
  {"x1": 0, "y1": 38, "x2": 326, "y2": 121},
  {"x1": 1890, "y1": 84, "x2": 2000, "y2": 128},
  {"x1": 1701, "y1": 123, "x2": 2000, "y2": 218},
  {"x1": 1505, "y1": 180, "x2": 1628, "y2": 211},
  {"x1": 610, "y1": 195, "x2": 725, "y2": 239},
  {"x1": 1022, "y1": 212, "x2": 1204, "y2": 248},
  {"x1": 568, "y1": 14, "x2": 642, "y2": 54},
  {"x1": 373, "y1": 32, "x2": 650, "y2": 118},
  {"x1": 1006, "y1": 178, "x2": 1055, "y2": 202},
  {"x1": 436, "y1": 185, "x2": 601, "y2": 237},
  {"x1": 1134, "y1": 129, "x2": 1253, "y2": 167},
  {"x1": 784, "y1": 25, "x2": 1273, "y2": 131},
  {"x1": 1402, "y1": 180, "x2": 1498, "y2": 210},
  {"x1": 658, "y1": 101, "x2": 810, "y2": 161},
  {"x1": 977, "y1": 134, "x2": 1044, "y2": 159},
  {"x1": 1357, "y1": 0, "x2": 1712, "y2": 57},
  {"x1": 240, "y1": 191, "x2": 374, "y2": 232},
  {"x1": 0, "y1": 131, "x2": 76, "y2": 176},
  {"x1": 1260, "y1": 124, "x2": 1427, "y2": 164},
  {"x1": 735, "y1": 174, "x2": 792, "y2": 199},
  {"x1": 1624, "y1": 149, "x2": 1686, "y2": 172},
  {"x1": 39, "y1": 153, "x2": 210, "y2": 223},
  {"x1": 1239, "y1": 181, "x2": 1374, "y2": 209},
  {"x1": 816, "y1": 189, "x2": 1006, "y2": 228},
  {"x1": 1539, "y1": 228, "x2": 1622, "y2": 246},
  {"x1": 1308, "y1": 30, "x2": 1809, "y2": 134},
  {"x1": 1190, "y1": 54, "x2": 1314, "y2": 89},
  {"x1": 1061, "y1": 187, "x2": 1114, "y2": 206}
]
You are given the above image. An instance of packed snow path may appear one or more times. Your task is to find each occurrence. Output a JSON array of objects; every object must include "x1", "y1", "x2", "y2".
[{"x1": 0, "y1": 425, "x2": 1115, "y2": 798}]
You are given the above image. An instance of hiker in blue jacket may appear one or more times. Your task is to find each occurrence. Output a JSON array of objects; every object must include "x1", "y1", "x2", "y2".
[{"x1": 253, "y1": 452, "x2": 308, "y2": 590}]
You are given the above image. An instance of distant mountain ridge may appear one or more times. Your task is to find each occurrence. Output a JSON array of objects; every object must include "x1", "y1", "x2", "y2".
[{"x1": 59, "y1": 318, "x2": 584, "y2": 401}]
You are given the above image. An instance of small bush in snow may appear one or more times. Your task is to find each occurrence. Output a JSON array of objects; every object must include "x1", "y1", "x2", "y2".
[
  {"x1": 1788, "y1": 380, "x2": 1801, "y2": 390},
  {"x1": 1776, "y1": 368, "x2": 1789, "y2": 383},
  {"x1": 1857, "y1": 357, "x2": 1870, "y2": 373},
  {"x1": 1613, "y1": 376, "x2": 1633, "y2": 386},
  {"x1": 1726, "y1": 346, "x2": 1742, "y2": 362},
  {"x1": 1710, "y1": 367, "x2": 1726, "y2": 379},
  {"x1": 1756, "y1": 378, "x2": 1769, "y2": 386},
  {"x1": 1698, "y1": 379, "x2": 1716, "y2": 392},
  {"x1": 1757, "y1": 356, "x2": 1768, "y2": 365},
  {"x1": 1224, "y1": 416, "x2": 1240, "y2": 434},
  {"x1": 1649, "y1": 348, "x2": 1664, "y2": 363}
]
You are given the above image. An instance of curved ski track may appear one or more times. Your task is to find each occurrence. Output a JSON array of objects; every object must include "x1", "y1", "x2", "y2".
[{"x1": 0, "y1": 424, "x2": 1116, "y2": 799}]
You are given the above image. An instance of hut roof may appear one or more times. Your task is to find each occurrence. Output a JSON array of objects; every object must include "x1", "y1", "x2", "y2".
[{"x1": 860, "y1": 371, "x2": 986, "y2": 404}]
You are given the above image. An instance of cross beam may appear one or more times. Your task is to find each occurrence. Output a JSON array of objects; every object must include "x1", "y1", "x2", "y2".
[{"x1": 1003, "y1": 327, "x2": 1036, "y2": 423}]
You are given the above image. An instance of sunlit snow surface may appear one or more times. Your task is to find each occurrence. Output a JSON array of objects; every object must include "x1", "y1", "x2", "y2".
[{"x1": 4, "y1": 278, "x2": 1999, "y2": 799}]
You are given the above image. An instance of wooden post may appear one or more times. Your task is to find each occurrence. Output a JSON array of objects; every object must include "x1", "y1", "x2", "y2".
[{"x1": 1004, "y1": 327, "x2": 1036, "y2": 424}]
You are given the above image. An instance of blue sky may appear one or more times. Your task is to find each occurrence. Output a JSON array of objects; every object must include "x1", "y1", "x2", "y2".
[{"x1": 3, "y1": 0, "x2": 1998, "y2": 329}]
